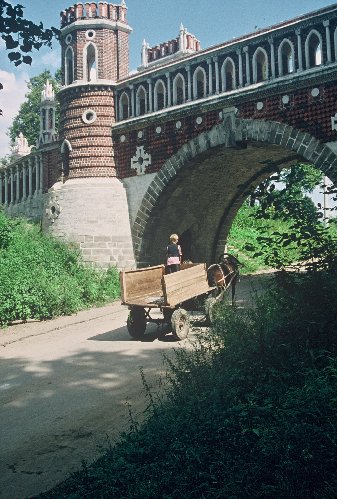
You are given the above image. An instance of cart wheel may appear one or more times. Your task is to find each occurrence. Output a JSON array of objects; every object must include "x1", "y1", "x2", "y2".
[
  {"x1": 204, "y1": 296, "x2": 217, "y2": 325},
  {"x1": 171, "y1": 308, "x2": 190, "y2": 340},
  {"x1": 127, "y1": 306, "x2": 147, "y2": 339}
]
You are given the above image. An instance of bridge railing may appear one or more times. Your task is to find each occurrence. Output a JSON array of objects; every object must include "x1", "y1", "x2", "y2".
[
  {"x1": 0, "y1": 154, "x2": 43, "y2": 207},
  {"x1": 115, "y1": 5, "x2": 337, "y2": 122}
]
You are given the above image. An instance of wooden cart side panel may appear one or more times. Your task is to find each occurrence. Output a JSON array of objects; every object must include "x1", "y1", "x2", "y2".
[
  {"x1": 162, "y1": 264, "x2": 213, "y2": 307},
  {"x1": 120, "y1": 270, "x2": 127, "y2": 304},
  {"x1": 120, "y1": 265, "x2": 165, "y2": 304}
]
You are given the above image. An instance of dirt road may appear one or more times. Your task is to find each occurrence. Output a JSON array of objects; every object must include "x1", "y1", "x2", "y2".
[{"x1": 0, "y1": 273, "x2": 273, "y2": 499}]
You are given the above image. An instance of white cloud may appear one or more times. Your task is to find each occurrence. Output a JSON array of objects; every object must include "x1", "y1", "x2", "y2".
[{"x1": 0, "y1": 70, "x2": 29, "y2": 158}]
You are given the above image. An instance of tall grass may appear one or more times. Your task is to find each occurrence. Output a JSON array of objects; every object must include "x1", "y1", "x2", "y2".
[
  {"x1": 0, "y1": 211, "x2": 120, "y2": 326},
  {"x1": 43, "y1": 270, "x2": 337, "y2": 498}
]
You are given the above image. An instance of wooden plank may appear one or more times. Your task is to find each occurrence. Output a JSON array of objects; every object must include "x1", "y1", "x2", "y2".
[
  {"x1": 180, "y1": 262, "x2": 200, "y2": 271},
  {"x1": 120, "y1": 265, "x2": 165, "y2": 305},
  {"x1": 164, "y1": 264, "x2": 207, "y2": 286},
  {"x1": 163, "y1": 264, "x2": 213, "y2": 307}
]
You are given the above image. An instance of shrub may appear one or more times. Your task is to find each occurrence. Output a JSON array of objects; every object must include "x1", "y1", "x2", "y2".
[{"x1": 0, "y1": 211, "x2": 120, "y2": 326}]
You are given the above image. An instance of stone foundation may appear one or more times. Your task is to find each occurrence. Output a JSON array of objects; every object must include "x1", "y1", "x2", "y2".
[{"x1": 42, "y1": 177, "x2": 136, "y2": 269}]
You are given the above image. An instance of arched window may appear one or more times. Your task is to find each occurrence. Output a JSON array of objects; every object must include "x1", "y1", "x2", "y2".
[
  {"x1": 305, "y1": 30, "x2": 323, "y2": 68},
  {"x1": 136, "y1": 85, "x2": 147, "y2": 116},
  {"x1": 221, "y1": 57, "x2": 236, "y2": 92},
  {"x1": 65, "y1": 46, "x2": 74, "y2": 85},
  {"x1": 193, "y1": 66, "x2": 207, "y2": 99},
  {"x1": 61, "y1": 139, "x2": 72, "y2": 177},
  {"x1": 253, "y1": 48, "x2": 269, "y2": 83},
  {"x1": 173, "y1": 73, "x2": 186, "y2": 105},
  {"x1": 278, "y1": 39, "x2": 295, "y2": 76},
  {"x1": 119, "y1": 92, "x2": 130, "y2": 120},
  {"x1": 86, "y1": 43, "x2": 97, "y2": 81},
  {"x1": 154, "y1": 79, "x2": 166, "y2": 111}
]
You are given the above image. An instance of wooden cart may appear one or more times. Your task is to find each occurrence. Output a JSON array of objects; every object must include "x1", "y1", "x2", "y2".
[{"x1": 120, "y1": 263, "x2": 218, "y2": 340}]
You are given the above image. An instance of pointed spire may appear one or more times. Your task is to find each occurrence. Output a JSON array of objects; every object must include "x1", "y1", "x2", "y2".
[{"x1": 41, "y1": 79, "x2": 55, "y2": 102}]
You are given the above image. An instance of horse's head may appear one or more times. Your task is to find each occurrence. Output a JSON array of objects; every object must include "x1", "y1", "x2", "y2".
[{"x1": 207, "y1": 264, "x2": 225, "y2": 287}]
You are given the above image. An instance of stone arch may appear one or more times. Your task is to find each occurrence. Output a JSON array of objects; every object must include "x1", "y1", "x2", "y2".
[
  {"x1": 172, "y1": 73, "x2": 186, "y2": 105},
  {"x1": 193, "y1": 66, "x2": 207, "y2": 99},
  {"x1": 252, "y1": 47, "x2": 269, "y2": 83},
  {"x1": 136, "y1": 85, "x2": 147, "y2": 116},
  {"x1": 221, "y1": 57, "x2": 236, "y2": 92},
  {"x1": 65, "y1": 46, "x2": 74, "y2": 85},
  {"x1": 305, "y1": 29, "x2": 323, "y2": 68},
  {"x1": 132, "y1": 118, "x2": 337, "y2": 266},
  {"x1": 278, "y1": 38, "x2": 295, "y2": 76},
  {"x1": 61, "y1": 139, "x2": 72, "y2": 177},
  {"x1": 119, "y1": 91, "x2": 130, "y2": 120},
  {"x1": 83, "y1": 42, "x2": 98, "y2": 81},
  {"x1": 154, "y1": 78, "x2": 166, "y2": 111}
]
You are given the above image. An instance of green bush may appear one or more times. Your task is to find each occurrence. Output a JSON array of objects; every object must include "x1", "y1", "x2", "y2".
[
  {"x1": 227, "y1": 202, "x2": 300, "y2": 273},
  {"x1": 0, "y1": 211, "x2": 120, "y2": 326}
]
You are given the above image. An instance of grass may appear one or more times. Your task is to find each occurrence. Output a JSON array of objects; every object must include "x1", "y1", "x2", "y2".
[
  {"x1": 0, "y1": 210, "x2": 120, "y2": 326},
  {"x1": 40, "y1": 269, "x2": 337, "y2": 498}
]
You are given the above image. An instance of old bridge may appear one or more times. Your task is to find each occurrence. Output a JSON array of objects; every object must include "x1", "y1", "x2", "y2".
[{"x1": 2, "y1": 2, "x2": 337, "y2": 268}]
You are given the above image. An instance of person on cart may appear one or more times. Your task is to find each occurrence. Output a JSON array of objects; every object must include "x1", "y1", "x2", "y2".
[{"x1": 166, "y1": 233, "x2": 182, "y2": 273}]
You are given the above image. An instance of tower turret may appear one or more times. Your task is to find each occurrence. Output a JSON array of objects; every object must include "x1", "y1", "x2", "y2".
[
  {"x1": 43, "y1": 2, "x2": 136, "y2": 270},
  {"x1": 58, "y1": 1, "x2": 132, "y2": 180},
  {"x1": 38, "y1": 80, "x2": 58, "y2": 147},
  {"x1": 60, "y1": 1, "x2": 132, "y2": 84}
]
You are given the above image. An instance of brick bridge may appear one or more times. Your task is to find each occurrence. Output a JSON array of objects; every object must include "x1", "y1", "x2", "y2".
[{"x1": 2, "y1": 2, "x2": 337, "y2": 268}]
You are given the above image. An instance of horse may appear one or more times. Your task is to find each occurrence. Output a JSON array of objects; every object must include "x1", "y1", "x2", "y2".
[{"x1": 207, "y1": 253, "x2": 241, "y2": 305}]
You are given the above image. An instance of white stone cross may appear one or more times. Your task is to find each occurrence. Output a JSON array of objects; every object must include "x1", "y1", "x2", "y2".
[
  {"x1": 331, "y1": 113, "x2": 337, "y2": 131},
  {"x1": 131, "y1": 146, "x2": 152, "y2": 175}
]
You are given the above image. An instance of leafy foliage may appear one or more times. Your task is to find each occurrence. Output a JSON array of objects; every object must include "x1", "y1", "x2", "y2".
[
  {"x1": 0, "y1": 1, "x2": 59, "y2": 115},
  {"x1": 0, "y1": 210, "x2": 120, "y2": 326},
  {"x1": 0, "y1": 1, "x2": 59, "y2": 67},
  {"x1": 40, "y1": 271, "x2": 337, "y2": 498},
  {"x1": 228, "y1": 163, "x2": 337, "y2": 272},
  {"x1": 8, "y1": 70, "x2": 61, "y2": 147},
  {"x1": 227, "y1": 201, "x2": 300, "y2": 273}
]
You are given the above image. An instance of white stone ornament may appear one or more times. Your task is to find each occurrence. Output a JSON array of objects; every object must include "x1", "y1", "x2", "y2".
[
  {"x1": 156, "y1": 126, "x2": 162, "y2": 134},
  {"x1": 331, "y1": 113, "x2": 337, "y2": 131},
  {"x1": 256, "y1": 101, "x2": 264, "y2": 111},
  {"x1": 311, "y1": 88, "x2": 320, "y2": 97},
  {"x1": 137, "y1": 130, "x2": 143, "y2": 139},
  {"x1": 46, "y1": 194, "x2": 61, "y2": 223},
  {"x1": 131, "y1": 146, "x2": 152, "y2": 175},
  {"x1": 176, "y1": 120, "x2": 182, "y2": 129},
  {"x1": 282, "y1": 95, "x2": 290, "y2": 105},
  {"x1": 196, "y1": 116, "x2": 203, "y2": 124},
  {"x1": 11, "y1": 132, "x2": 32, "y2": 156}
]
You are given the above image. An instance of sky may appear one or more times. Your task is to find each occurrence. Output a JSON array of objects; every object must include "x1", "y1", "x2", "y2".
[{"x1": 0, "y1": 0, "x2": 336, "y2": 184}]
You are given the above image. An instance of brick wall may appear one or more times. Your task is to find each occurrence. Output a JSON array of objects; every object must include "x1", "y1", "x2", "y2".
[
  {"x1": 113, "y1": 80, "x2": 337, "y2": 179},
  {"x1": 59, "y1": 86, "x2": 116, "y2": 178}
]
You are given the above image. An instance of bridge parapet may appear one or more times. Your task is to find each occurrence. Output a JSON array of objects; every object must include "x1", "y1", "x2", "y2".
[
  {"x1": 115, "y1": 4, "x2": 337, "y2": 123},
  {"x1": 0, "y1": 143, "x2": 61, "y2": 220}
]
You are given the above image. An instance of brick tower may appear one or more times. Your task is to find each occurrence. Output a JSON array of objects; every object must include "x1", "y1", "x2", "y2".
[{"x1": 43, "y1": 1, "x2": 136, "y2": 269}]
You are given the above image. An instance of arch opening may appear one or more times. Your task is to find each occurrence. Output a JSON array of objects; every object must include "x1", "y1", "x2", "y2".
[{"x1": 133, "y1": 121, "x2": 337, "y2": 268}]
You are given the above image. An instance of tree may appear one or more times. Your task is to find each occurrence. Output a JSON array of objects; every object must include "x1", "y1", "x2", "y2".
[
  {"x1": 8, "y1": 70, "x2": 61, "y2": 148},
  {"x1": 246, "y1": 164, "x2": 337, "y2": 271},
  {"x1": 0, "y1": 0, "x2": 59, "y2": 115}
]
